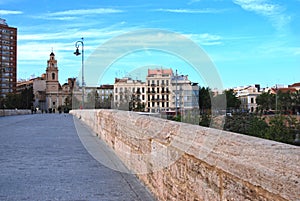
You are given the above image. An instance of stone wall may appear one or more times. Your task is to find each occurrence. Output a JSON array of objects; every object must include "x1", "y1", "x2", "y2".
[
  {"x1": 0, "y1": 109, "x2": 31, "y2": 117},
  {"x1": 70, "y1": 109, "x2": 300, "y2": 201}
]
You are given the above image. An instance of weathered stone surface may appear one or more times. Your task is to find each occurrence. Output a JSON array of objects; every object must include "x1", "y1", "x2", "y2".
[
  {"x1": 0, "y1": 109, "x2": 30, "y2": 116},
  {"x1": 70, "y1": 109, "x2": 300, "y2": 201}
]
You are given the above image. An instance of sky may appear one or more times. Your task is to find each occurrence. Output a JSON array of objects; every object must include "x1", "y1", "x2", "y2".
[{"x1": 0, "y1": 0, "x2": 299, "y2": 89}]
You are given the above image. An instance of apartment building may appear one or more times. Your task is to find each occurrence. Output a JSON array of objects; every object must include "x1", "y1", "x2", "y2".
[
  {"x1": 0, "y1": 18, "x2": 17, "y2": 97},
  {"x1": 145, "y1": 68, "x2": 199, "y2": 114},
  {"x1": 146, "y1": 68, "x2": 173, "y2": 113},
  {"x1": 171, "y1": 74, "x2": 199, "y2": 113},
  {"x1": 113, "y1": 77, "x2": 146, "y2": 111},
  {"x1": 233, "y1": 84, "x2": 261, "y2": 113},
  {"x1": 96, "y1": 84, "x2": 114, "y2": 108}
]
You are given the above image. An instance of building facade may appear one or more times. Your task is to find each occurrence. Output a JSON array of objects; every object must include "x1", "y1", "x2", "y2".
[
  {"x1": 113, "y1": 77, "x2": 146, "y2": 111},
  {"x1": 146, "y1": 68, "x2": 173, "y2": 113},
  {"x1": 96, "y1": 84, "x2": 113, "y2": 109},
  {"x1": 145, "y1": 68, "x2": 199, "y2": 114},
  {"x1": 0, "y1": 18, "x2": 17, "y2": 97},
  {"x1": 171, "y1": 74, "x2": 199, "y2": 113},
  {"x1": 233, "y1": 85, "x2": 261, "y2": 113},
  {"x1": 45, "y1": 52, "x2": 76, "y2": 111}
]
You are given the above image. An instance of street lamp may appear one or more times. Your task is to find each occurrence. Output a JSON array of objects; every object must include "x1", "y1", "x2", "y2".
[{"x1": 74, "y1": 37, "x2": 85, "y2": 109}]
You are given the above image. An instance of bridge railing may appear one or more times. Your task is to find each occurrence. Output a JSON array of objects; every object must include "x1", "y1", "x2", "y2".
[{"x1": 71, "y1": 109, "x2": 300, "y2": 201}]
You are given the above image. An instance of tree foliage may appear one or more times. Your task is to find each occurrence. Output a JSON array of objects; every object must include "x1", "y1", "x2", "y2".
[
  {"x1": 225, "y1": 114, "x2": 299, "y2": 145},
  {"x1": 257, "y1": 90, "x2": 300, "y2": 114},
  {"x1": 0, "y1": 87, "x2": 34, "y2": 109}
]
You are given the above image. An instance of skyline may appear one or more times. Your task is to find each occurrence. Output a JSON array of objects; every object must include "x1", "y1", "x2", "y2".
[{"x1": 0, "y1": 0, "x2": 299, "y2": 88}]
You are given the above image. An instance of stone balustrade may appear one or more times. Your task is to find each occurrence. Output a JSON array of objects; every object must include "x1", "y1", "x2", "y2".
[
  {"x1": 70, "y1": 109, "x2": 300, "y2": 201},
  {"x1": 0, "y1": 109, "x2": 31, "y2": 117}
]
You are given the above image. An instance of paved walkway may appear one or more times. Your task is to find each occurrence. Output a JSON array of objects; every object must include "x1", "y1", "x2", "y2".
[{"x1": 0, "y1": 114, "x2": 155, "y2": 201}]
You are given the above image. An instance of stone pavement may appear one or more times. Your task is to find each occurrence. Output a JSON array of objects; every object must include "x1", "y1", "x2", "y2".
[{"x1": 0, "y1": 114, "x2": 155, "y2": 201}]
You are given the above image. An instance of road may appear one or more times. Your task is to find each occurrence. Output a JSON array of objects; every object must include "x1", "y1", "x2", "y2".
[{"x1": 0, "y1": 114, "x2": 155, "y2": 201}]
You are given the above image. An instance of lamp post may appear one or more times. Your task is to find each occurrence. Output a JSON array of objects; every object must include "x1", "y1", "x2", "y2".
[{"x1": 74, "y1": 37, "x2": 85, "y2": 109}]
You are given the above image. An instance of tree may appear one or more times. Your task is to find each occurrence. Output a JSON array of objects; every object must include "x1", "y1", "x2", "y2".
[
  {"x1": 3, "y1": 93, "x2": 21, "y2": 109},
  {"x1": 256, "y1": 91, "x2": 275, "y2": 114},
  {"x1": 277, "y1": 90, "x2": 292, "y2": 114},
  {"x1": 198, "y1": 87, "x2": 211, "y2": 114},
  {"x1": 225, "y1": 89, "x2": 241, "y2": 110},
  {"x1": 291, "y1": 90, "x2": 300, "y2": 114}
]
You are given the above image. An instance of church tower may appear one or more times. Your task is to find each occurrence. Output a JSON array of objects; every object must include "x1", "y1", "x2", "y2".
[
  {"x1": 46, "y1": 51, "x2": 59, "y2": 92},
  {"x1": 46, "y1": 51, "x2": 60, "y2": 110}
]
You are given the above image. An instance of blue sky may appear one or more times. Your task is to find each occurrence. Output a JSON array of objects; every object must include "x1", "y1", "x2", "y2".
[{"x1": 0, "y1": 0, "x2": 299, "y2": 88}]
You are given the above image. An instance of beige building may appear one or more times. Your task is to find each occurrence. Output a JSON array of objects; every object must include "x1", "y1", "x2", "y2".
[
  {"x1": 96, "y1": 85, "x2": 114, "y2": 109},
  {"x1": 113, "y1": 77, "x2": 146, "y2": 111},
  {"x1": 233, "y1": 85, "x2": 261, "y2": 113},
  {"x1": 146, "y1": 68, "x2": 199, "y2": 114},
  {"x1": 45, "y1": 52, "x2": 75, "y2": 111},
  {"x1": 146, "y1": 68, "x2": 173, "y2": 113}
]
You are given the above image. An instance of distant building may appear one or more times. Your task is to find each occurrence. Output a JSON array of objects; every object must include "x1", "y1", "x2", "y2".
[
  {"x1": 17, "y1": 51, "x2": 75, "y2": 111},
  {"x1": 0, "y1": 18, "x2": 17, "y2": 97},
  {"x1": 171, "y1": 73, "x2": 199, "y2": 114},
  {"x1": 233, "y1": 84, "x2": 261, "y2": 113},
  {"x1": 45, "y1": 52, "x2": 75, "y2": 111},
  {"x1": 113, "y1": 77, "x2": 146, "y2": 111},
  {"x1": 96, "y1": 84, "x2": 114, "y2": 109},
  {"x1": 146, "y1": 68, "x2": 173, "y2": 113},
  {"x1": 289, "y1": 82, "x2": 300, "y2": 91},
  {"x1": 145, "y1": 68, "x2": 199, "y2": 114}
]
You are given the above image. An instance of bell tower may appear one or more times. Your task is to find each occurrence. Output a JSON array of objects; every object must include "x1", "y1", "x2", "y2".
[
  {"x1": 46, "y1": 51, "x2": 59, "y2": 93},
  {"x1": 45, "y1": 51, "x2": 60, "y2": 110}
]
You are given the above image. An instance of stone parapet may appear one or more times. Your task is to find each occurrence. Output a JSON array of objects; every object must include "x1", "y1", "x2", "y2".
[
  {"x1": 0, "y1": 109, "x2": 31, "y2": 116},
  {"x1": 70, "y1": 109, "x2": 300, "y2": 201}
]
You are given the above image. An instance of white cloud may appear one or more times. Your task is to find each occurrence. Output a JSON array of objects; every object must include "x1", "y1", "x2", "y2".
[
  {"x1": 153, "y1": 8, "x2": 225, "y2": 14},
  {"x1": 47, "y1": 8, "x2": 124, "y2": 17},
  {"x1": 233, "y1": 0, "x2": 291, "y2": 30},
  {"x1": 32, "y1": 8, "x2": 125, "y2": 21},
  {"x1": 186, "y1": 33, "x2": 223, "y2": 46},
  {"x1": 0, "y1": 9, "x2": 22, "y2": 15}
]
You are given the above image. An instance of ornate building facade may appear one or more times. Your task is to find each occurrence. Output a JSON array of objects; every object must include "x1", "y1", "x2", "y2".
[{"x1": 25, "y1": 51, "x2": 75, "y2": 112}]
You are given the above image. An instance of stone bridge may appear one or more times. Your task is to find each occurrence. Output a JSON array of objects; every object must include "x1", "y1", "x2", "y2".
[
  {"x1": 1, "y1": 110, "x2": 299, "y2": 201},
  {"x1": 0, "y1": 113, "x2": 154, "y2": 201},
  {"x1": 70, "y1": 109, "x2": 299, "y2": 201}
]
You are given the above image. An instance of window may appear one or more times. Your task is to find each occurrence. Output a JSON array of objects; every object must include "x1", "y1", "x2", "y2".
[
  {"x1": 157, "y1": 80, "x2": 159, "y2": 86},
  {"x1": 115, "y1": 88, "x2": 118, "y2": 93},
  {"x1": 166, "y1": 80, "x2": 169, "y2": 86},
  {"x1": 52, "y1": 73, "x2": 55, "y2": 80},
  {"x1": 157, "y1": 88, "x2": 159, "y2": 93},
  {"x1": 142, "y1": 87, "x2": 145, "y2": 93},
  {"x1": 251, "y1": 98, "x2": 254, "y2": 104}
]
